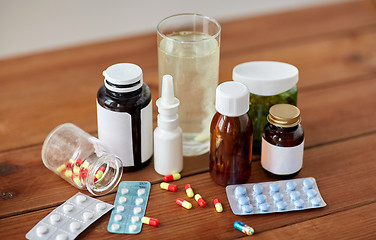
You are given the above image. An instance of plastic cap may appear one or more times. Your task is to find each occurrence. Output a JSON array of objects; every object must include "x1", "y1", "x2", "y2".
[
  {"x1": 103, "y1": 63, "x2": 143, "y2": 93},
  {"x1": 215, "y1": 81, "x2": 249, "y2": 117},
  {"x1": 232, "y1": 61, "x2": 298, "y2": 96},
  {"x1": 156, "y1": 75, "x2": 180, "y2": 129}
]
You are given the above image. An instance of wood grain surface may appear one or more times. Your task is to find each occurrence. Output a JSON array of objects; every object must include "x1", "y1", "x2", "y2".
[{"x1": 0, "y1": 1, "x2": 376, "y2": 239}]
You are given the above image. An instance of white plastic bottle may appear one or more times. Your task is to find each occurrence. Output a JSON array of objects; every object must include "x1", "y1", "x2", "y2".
[{"x1": 154, "y1": 75, "x2": 183, "y2": 175}]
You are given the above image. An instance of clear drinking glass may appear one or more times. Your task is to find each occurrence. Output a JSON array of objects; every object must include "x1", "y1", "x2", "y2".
[
  {"x1": 41, "y1": 123, "x2": 123, "y2": 196},
  {"x1": 157, "y1": 13, "x2": 221, "y2": 156}
]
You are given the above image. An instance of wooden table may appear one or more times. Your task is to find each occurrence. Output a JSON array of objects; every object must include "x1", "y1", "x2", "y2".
[{"x1": 1, "y1": 1, "x2": 376, "y2": 239}]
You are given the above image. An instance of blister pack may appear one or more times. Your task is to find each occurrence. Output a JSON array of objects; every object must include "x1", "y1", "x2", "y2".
[
  {"x1": 26, "y1": 192, "x2": 113, "y2": 240},
  {"x1": 226, "y1": 177, "x2": 326, "y2": 215},
  {"x1": 107, "y1": 181, "x2": 151, "y2": 234}
]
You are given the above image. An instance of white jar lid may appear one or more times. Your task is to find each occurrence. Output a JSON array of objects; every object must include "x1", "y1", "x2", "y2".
[
  {"x1": 215, "y1": 81, "x2": 249, "y2": 117},
  {"x1": 232, "y1": 61, "x2": 298, "y2": 96},
  {"x1": 103, "y1": 63, "x2": 143, "y2": 93}
]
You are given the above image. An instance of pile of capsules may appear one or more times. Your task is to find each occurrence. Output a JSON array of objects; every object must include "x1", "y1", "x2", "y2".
[
  {"x1": 160, "y1": 173, "x2": 224, "y2": 213},
  {"x1": 56, "y1": 159, "x2": 105, "y2": 187}
]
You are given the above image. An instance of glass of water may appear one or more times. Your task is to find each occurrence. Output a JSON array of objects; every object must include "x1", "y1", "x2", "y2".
[{"x1": 157, "y1": 13, "x2": 221, "y2": 156}]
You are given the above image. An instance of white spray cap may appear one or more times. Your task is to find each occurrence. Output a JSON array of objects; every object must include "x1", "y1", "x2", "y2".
[
  {"x1": 156, "y1": 75, "x2": 180, "y2": 130},
  {"x1": 157, "y1": 75, "x2": 180, "y2": 114}
]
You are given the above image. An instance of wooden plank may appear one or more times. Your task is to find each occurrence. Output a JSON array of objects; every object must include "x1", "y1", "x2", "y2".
[
  {"x1": 250, "y1": 203, "x2": 376, "y2": 239},
  {"x1": 219, "y1": 27, "x2": 376, "y2": 89},
  {"x1": 0, "y1": 1, "x2": 375, "y2": 151},
  {"x1": 1, "y1": 75, "x2": 376, "y2": 218},
  {"x1": 220, "y1": 0, "x2": 376, "y2": 55},
  {"x1": 1, "y1": 133, "x2": 375, "y2": 239}
]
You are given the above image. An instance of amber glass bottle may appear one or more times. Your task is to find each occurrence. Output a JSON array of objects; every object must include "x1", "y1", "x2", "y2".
[
  {"x1": 210, "y1": 82, "x2": 253, "y2": 186},
  {"x1": 261, "y1": 104, "x2": 304, "y2": 178}
]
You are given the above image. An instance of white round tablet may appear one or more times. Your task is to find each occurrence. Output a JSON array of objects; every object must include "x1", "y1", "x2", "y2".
[
  {"x1": 50, "y1": 214, "x2": 61, "y2": 224},
  {"x1": 112, "y1": 223, "x2": 120, "y2": 231},
  {"x1": 63, "y1": 204, "x2": 74, "y2": 213},
  {"x1": 129, "y1": 224, "x2": 137, "y2": 232},
  {"x1": 135, "y1": 198, "x2": 144, "y2": 205},
  {"x1": 96, "y1": 202, "x2": 106, "y2": 211},
  {"x1": 36, "y1": 225, "x2": 48, "y2": 236},
  {"x1": 114, "y1": 214, "x2": 122, "y2": 222},
  {"x1": 119, "y1": 196, "x2": 127, "y2": 204},
  {"x1": 70, "y1": 222, "x2": 81, "y2": 232},
  {"x1": 117, "y1": 205, "x2": 125, "y2": 212},
  {"x1": 83, "y1": 211, "x2": 94, "y2": 221},
  {"x1": 121, "y1": 188, "x2": 129, "y2": 195},
  {"x1": 131, "y1": 215, "x2": 140, "y2": 223},
  {"x1": 76, "y1": 195, "x2": 87, "y2": 204}
]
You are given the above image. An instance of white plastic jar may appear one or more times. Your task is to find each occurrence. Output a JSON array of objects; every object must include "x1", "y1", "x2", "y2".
[{"x1": 233, "y1": 61, "x2": 299, "y2": 154}]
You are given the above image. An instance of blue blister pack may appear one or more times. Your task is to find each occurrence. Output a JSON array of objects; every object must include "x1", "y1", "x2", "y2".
[
  {"x1": 26, "y1": 192, "x2": 113, "y2": 240},
  {"x1": 226, "y1": 177, "x2": 326, "y2": 215},
  {"x1": 107, "y1": 181, "x2": 151, "y2": 234}
]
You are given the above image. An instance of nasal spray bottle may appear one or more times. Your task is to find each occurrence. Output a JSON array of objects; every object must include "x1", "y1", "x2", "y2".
[{"x1": 154, "y1": 75, "x2": 183, "y2": 175}]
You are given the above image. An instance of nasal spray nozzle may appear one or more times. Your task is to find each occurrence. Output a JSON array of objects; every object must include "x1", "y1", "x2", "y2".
[
  {"x1": 154, "y1": 75, "x2": 183, "y2": 175},
  {"x1": 156, "y1": 75, "x2": 180, "y2": 129}
]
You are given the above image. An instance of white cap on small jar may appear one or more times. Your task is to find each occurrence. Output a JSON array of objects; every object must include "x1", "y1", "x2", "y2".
[
  {"x1": 103, "y1": 63, "x2": 143, "y2": 93},
  {"x1": 232, "y1": 61, "x2": 298, "y2": 96},
  {"x1": 215, "y1": 81, "x2": 249, "y2": 117}
]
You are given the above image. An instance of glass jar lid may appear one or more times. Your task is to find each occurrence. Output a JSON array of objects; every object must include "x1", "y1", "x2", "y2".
[
  {"x1": 232, "y1": 61, "x2": 298, "y2": 96},
  {"x1": 267, "y1": 104, "x2": 301, "y2": 127}
]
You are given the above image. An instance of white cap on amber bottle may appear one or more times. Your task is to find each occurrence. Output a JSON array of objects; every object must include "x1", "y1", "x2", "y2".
[{"x1": 215, "y1": 81, "x2": 249, "y2": 117}]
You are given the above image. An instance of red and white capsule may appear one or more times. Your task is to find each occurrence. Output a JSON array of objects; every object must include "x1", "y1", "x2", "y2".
[
  {"x1": 194, "y1": 194, "x2": 206, "y2": 207},
  {"x1": 141, "y1": 217, "x2": 159, "y2": 227},
  {"x1": 214, "y1": 198, "x2": 223, "y2": 212},
  {"x1": 163, "y1": 173, "x2": 181, "y2": 182},
  {"x1": 160, "y1": 182, "x2": 178, "y2": 192}
]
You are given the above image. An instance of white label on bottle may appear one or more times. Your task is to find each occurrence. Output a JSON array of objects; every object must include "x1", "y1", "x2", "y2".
[
  {"x1": 97, "y1": 101, "x2": 133, "y2": 166},
  {"x1": 261, "y1": 138, "x2": 304, "y2": 175},
  {"x1": 141, "y1": 101, "x2": 153, "y2": 163}
]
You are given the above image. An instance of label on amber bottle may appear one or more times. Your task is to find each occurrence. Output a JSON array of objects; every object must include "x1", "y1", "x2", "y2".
[{"x1": 261, "y1": 138, "x2": 304, "y2": 175}]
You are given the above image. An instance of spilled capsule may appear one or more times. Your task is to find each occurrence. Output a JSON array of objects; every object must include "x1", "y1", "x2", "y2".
[
  {"x1": 185, "y1": 184, "x2": 194, "y2": 198},
  {"x1": 214, "y1": 198, "x2": 223, "y2": 213},
  {"x1": 176, "y1": 198, "x2": 192, "y2": 209},
  {"x1": 160, "y1": 182, "x2": 178, "y2": 192},
  {"x1": 163, "y1": 173, "x2": 181, "y2": 182}
]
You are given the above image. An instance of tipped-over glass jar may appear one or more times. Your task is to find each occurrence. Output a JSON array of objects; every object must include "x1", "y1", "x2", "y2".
[{"x1": 41, "y1": 123, "x2": 123, "y2": 196}]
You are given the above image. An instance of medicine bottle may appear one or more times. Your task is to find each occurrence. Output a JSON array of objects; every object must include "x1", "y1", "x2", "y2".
[
  {"x1": 233, "y1": 61, "x2": 298, "y2": 154},
  {"x1": 41, "y1": 123, "x2": 123, "y2": 196},
  {"x1": 97, "y1": 63, "x2": 153, "y2": 171},
  {"x1": 210, "y1": 81, "x2": 253, "y2": 186},
  {"x1": 261, "y1": 104, "x2": 304, "y2": 178},
  {"x1": 154, "y1": 75, "x2": 183, "y2": 175}
]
